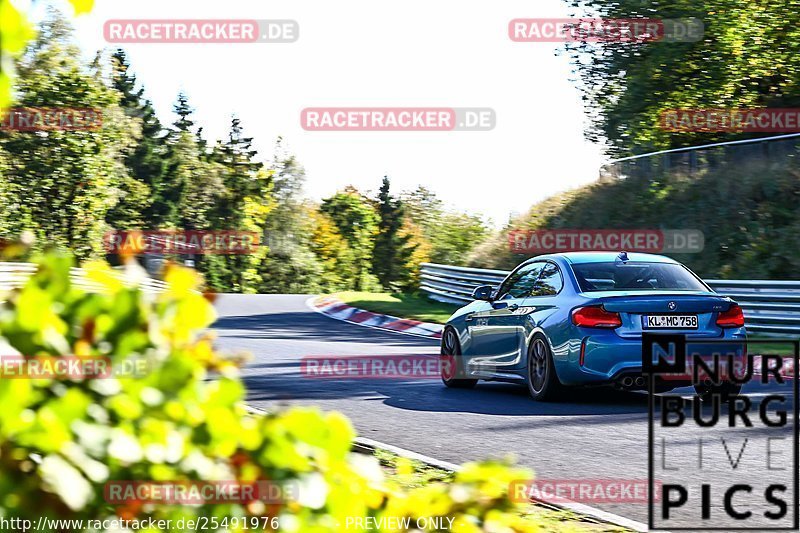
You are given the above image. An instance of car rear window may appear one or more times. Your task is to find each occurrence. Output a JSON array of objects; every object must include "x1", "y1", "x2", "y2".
[{"x1": 571, "y1": 262, "x2": 708, "y2": 292}]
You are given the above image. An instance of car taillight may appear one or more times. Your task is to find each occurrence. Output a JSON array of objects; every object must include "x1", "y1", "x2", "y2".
[
  {"x1": 716, "y1": 304, "x2": 745, "y2": 328},
  {"x1": 572, "y1": 306, "x2": 622, "y2": 328}
]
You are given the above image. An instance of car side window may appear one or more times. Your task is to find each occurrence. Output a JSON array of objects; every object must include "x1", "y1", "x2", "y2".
[
  {"x1": 530, "y1": 262, "x2": 563, "y2": 297},
  {"x1": 497, "y1": 262, "x2": 544, "y2": 300}
]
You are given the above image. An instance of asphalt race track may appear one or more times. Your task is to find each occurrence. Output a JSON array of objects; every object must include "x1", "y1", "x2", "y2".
[{"x1": 213, "y1": 294, "x2": 797, "y2": 529}]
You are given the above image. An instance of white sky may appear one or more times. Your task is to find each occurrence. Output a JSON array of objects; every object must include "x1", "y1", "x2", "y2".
[{"x1": 34, "y1": 0, "x2": 609, "y2": 225}]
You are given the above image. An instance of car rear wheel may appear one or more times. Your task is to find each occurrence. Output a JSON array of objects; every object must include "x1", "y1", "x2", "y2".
[
  {"x1": 440, "y1": 328, "x2": 477, "y2": 389},
  {"x1": 527, "y1": 335, "x2": 563, "y2": 401}
]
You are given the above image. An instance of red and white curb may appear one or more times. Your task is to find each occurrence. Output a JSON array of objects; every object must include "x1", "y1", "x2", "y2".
[{"x1": 307, "y1": 295, "x2": 443, "y2": 339}]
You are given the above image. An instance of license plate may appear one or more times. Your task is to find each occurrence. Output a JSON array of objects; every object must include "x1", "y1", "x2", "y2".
[{"x1": 643, "y1": 315, "x2": 698, "y2": 329}]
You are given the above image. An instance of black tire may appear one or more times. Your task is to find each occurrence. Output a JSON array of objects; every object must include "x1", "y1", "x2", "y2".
[
  {"x1": 693, "y1": 382, "x2": 742, "y2": 402},
  {"x1": 440, "y1": 328, "x2": 478, "y2": 389},
  {"x1": 527, "y1": 334, "x2": 564, "y2": 401}
]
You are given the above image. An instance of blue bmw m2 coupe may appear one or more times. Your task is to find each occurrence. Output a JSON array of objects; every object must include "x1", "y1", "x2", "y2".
[{"x1": 440, "y1": 252, "x2": 747, "y2": 401}]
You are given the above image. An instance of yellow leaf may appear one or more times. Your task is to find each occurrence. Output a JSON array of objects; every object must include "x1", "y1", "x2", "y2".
[
  {"x1": 84, "y1": 261, "x2": 124, "y2": 294},
  {"x1": 68, "y1": 0, "x2": 95, "y2": 15},
  {"x1": 396, "y1": 457, "x2": 414, "y2": 476},
  {"x1": 0, "y1": 1, "x2": 35, "y2": 54},
  {"x1": 164, "y1": 265, "x2": 202, "y2": 296},
  {"x1": 0, "y1": 72, "x2": 11, "y2": 112}
]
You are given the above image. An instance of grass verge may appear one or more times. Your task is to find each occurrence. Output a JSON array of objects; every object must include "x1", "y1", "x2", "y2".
[
  {"x1": 747, "y1": 335, "x2": 799, "y2": 356},
  {"x1": 374, "y1": 449, "x2": 632, "y2": 532},
  {"x1": 333, "y1": 291, "x2": 458, "y2": 324}
]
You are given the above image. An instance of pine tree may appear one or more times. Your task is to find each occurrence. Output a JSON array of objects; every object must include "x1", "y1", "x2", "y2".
[
  {"x1": 172, "y1": 92, "x2": 195, "y2": 132},
  {"x1": 372, "y1": 176, "x2": 415, "y2": 290},
  {"x1": 106, "y1": 49, "x2": 166, "y2": 229},
  {"x1": 160, "y1": 93, "x2": 197, "y2": 226},
  {"x1": 264, "y1": 139, "x2": 305, "y2": 243},
  {"x1": 206, "y1": 117, "x2": 267, "y2": 290},
  {"x1": 213, "y1": 116, "x2": 263, "y2": 226}
]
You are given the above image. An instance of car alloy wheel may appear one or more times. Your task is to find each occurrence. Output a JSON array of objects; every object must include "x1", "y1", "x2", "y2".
[
  {"x1": 530, "y1": 338, "x2": 548, "y2": 393},
  {"x1": 527, "y1": 334, "x2": 563, "y2": 401},
  {"x1": 440, "y1": 328, "x2": 477, "y2": 389}
]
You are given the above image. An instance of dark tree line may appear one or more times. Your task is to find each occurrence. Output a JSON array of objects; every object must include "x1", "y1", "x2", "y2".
[{"x1": 0, "y1": 12, "x2": 490, "y2": 293}]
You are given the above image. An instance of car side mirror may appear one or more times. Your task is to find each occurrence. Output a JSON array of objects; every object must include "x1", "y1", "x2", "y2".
[{"x1": 472, "y1": 285, "x2": 495, "y2": 301}]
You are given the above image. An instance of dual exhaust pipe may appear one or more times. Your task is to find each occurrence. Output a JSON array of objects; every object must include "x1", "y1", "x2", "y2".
[
  {"x1": 615, "y1": 376, "x2": 717, "y2": 389},
  {"x1": 616, "y1": 375, "x2": 646, "y2": 389}
]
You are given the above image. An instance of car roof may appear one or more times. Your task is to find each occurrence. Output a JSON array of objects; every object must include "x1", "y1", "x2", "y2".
[{"x1": 527, "y1": 251, "x2": 678, "y2": 265}]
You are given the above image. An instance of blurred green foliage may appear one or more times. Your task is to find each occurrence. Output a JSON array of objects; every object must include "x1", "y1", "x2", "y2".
[
  {"x1": 468, "y1": 151, "x2": 800, "y2": 280},
  {"x1": 0, "y1": 1, "x2": 92, "y2": 109},
  {"x1": 0, "y1": 254, "x2": 566, "y2": 532},
  {"x1": 566, "y1": 0, "x2": 800, "y2": 156},
  {"x1": 0, "y1": 14, "x2": 136, "y2": 259}
]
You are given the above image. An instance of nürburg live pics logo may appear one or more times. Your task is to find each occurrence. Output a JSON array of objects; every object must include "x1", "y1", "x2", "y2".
[{"x1": 643, "y1": 334, "x2": 799, "y2": 530}]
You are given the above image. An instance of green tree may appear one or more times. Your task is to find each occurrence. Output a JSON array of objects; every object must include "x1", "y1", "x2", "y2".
[
  {"x1": 372, "y1": 176, "x2": 415, "y2": 290},
  {"x1": 213, "y1": 116, "x2": 264, "y2": 227},
  {"x1": 263, "y1": 139, "x2": 307, "y2": 243},
  {"x1": 172, "y1": 91, "x2": 195, "y2": 133},
  {"x1": 179, "y1": 146, "x2": 226, "y2": 231},
  {"x1": 156, "y1": 93, "x2": 225, "y2": 230},
  {"x1": 467, "y1": 151, "x2": 800, "y2": 279},
  {"x1": 0, "y1": 0, "x2": 94, "y2": 110},
  {"x1": 255, "y1": 244, "x2": 324, "y2": 293},
  {"x1": 321, "y1": 187, "x2": 379, "y2": 291},
  {"x1": 567, "y1": 0, "x2": 800, "y2": 156},
  {"x1": 0, "y1": 11, "x2": 137, "y2": 259},
  {"x1": 309, "y1": 207, "x2": 357, "y2": 291},
  {"x1": 253, "y1": 141, "x2": 329, "y2": 293},
  {"x1": 402, "y1": 186, "x2": 489, "y2": 265},
  {"x1": 105, "y1": 49, "x2": 164, "y2": 230},
  {"x1": 401, "y1": 186, "x2": 443, "y2": 234},
  {"x1": 201, "y1": 117, "x2": 270, "y2": 293},
  {"x1": 0, "y1": 0, "x2": 36, "y2": 110},
  {"x1": 429, "y1": 212, "x2": 490, "y2": 265}
]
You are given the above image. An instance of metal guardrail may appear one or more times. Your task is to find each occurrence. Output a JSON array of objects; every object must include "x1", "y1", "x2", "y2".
[
  {"x1": 420, "y1": 262, "x2": 800, "y2": 336},
  {"x1": 601, "y1": 132, "x2": 800, "y2": 180},
  {"x1": 0, "y1": 262, "x2": 168, "y2": 294}
]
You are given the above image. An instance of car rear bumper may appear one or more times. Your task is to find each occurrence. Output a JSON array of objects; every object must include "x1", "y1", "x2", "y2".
[{"x1": 555, "y1": 328, "x2": 747, "y2": 386}]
